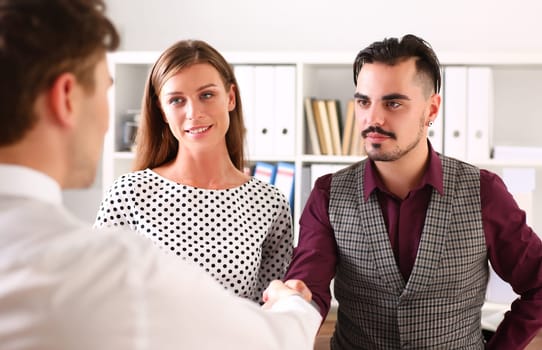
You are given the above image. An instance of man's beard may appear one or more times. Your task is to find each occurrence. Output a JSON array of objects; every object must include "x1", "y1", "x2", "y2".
[{"x1": 363, "y1": 117, "x2": 425, "y2": 162}]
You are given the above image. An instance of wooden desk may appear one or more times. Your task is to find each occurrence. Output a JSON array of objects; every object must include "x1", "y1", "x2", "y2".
[{"x1": 314, "y1": 313, "x2": 335, "y2": 350}]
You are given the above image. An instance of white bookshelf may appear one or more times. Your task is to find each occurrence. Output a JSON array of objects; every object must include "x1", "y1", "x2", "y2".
[{"x1": 102, "y1": 51, "x2": 542, "y2": 241}]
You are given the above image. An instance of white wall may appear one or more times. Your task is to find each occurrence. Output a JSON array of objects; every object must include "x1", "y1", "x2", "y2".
[
  {"x1": 107, "y1": 0, "x2": 542, "y2": 54},
  {"x1": 67, "y1": 0, "x2": 542, "y2": 224}
]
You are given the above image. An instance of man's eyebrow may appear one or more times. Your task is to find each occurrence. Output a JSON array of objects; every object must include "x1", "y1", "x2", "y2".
[
  {"x1": 382, "y1": 93, "x2": 410, "y2": 101},
  {"x1": 353, "y1": 92, "x2": 410, "y2": 101}
]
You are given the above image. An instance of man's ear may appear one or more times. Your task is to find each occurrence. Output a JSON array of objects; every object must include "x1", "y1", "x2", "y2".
[
  {"x1": 47, "y1": 72, "x2": 79, "y2": 128},
  {"x1": 427, "y1": 93, "x2": 441, "y2": 122}
]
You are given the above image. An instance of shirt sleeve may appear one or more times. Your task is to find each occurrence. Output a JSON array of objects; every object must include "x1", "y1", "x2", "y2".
[
  {"x1": 481, "y1": 169, "x2": 542, "y2": 349},
  {"x1": 46, "y1": 228, "x2": 322, "y2": 350},
  {"x1": 147, "y1": 248, "x2": 323, "y2": 350},
  {"x1": 93, "y1": 175, "x2": 135, "y2": 231},
  {"x1": 284, "y1": 174, "x2": 337, "y2": 319},
  {"x1": 257, "y1": 191, "x2": 294, "y2": 303}
]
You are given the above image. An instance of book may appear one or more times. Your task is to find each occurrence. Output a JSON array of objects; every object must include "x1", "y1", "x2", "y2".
[
  {"x1": 341, "y1": 100, "x2": 355, "y2": 156},
  {"x1": 304, "y1": 97, "x2": 321, "y2": 155},
  {"x1": 273, "y1": 162, "x2": 295, "y2": 212},
  {"x1": 312, "y1": 99, "x2": 334, "y2": 155},
  {"x1": 310, "y1": 98, "x2": 328, "y2": 155},
  {"x1": 253, "y1": 162, "x2": 276, "y2": 184},
  {"x1": 349, "y1": 115, "x2": 364, "y2": 156},
  {"x1": 326, "y1": 99, "x2": 342, "y2": 155}
]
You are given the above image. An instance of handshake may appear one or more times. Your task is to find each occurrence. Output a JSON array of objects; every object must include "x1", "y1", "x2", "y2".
[{"x1": 262, "y1": 279, "x2": 312, "y2": 309}]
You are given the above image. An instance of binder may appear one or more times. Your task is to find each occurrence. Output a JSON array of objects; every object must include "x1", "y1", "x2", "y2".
[
  {"x1": 233, "y1": 65, "x2": 256, "y2": 158},
  {"x1": 304, "y1": 97, "x2": 321, "y2": 155},
  {"x1": 273, "y1": 162, "x2": 295, "y2": 211},
  {"x1": 427, "y1": 68, "x2": 444, "y2": 153},
  {"x1": 466, "y1": 67, "x2": 493, "y2": 162},
  {"x1": 253, "y1": 66, "x2": 275, "y2": 157},
  {"x1": 273, "y1": 65, "x2": 296, "y2": 157},
  {"x1": 253, "y1": 162, "x2": 276, "y2": 184},
  {"x1": 443, "y1": 66, "x2": 468, "y2": 160}
]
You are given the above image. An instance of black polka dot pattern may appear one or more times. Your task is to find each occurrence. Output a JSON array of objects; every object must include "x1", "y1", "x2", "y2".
[{"x1": 95, "y1": 169, "x2": 293, "y2": 303}]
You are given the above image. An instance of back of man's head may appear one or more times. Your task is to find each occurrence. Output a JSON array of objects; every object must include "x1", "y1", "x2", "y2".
[{"x1": 0, "y1": 0, "x2": 120, "y2": 146}]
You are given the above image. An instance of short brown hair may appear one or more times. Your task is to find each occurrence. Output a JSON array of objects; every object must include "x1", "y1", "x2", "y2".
[
  {"x1": 133, "y1": 39, "x2": 246, "y2": 171},
  {"x1": 0, "y1": 0, "x2": 120, "y2": 145}
]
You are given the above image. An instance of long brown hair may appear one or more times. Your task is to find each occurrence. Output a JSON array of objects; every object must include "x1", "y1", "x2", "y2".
[{"x1": 133, "y1": 39, "x2": 246, "y2": 171}]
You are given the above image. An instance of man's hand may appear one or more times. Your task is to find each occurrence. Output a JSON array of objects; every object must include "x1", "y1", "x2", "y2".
[{"x1": 262, "y1": 279, "x2": 312, "y2": 309}]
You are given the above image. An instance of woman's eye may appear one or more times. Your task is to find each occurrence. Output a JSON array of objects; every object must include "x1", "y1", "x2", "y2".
[
  {"x1": 169, "y1": 97, "x2": 184, "y2": 105},
  {"x1": 201, "y1": 92, "x2": 214, "y2": 99}
]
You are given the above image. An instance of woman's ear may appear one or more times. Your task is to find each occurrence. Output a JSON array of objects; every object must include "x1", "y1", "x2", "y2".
[
  {"x1": 47, "y1": 72, "x2": 78, "y2": 128},
  {"x1": 228, "y1": 84, "x2": 236, "y2": 112}
]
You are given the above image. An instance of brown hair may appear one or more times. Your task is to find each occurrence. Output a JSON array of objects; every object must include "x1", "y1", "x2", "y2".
[
  {"x1": 0, "y1": 0, "x2": 120, "y2": 145},
  {"x1": 133, "y1": 39, "x2": 246, "y2": 171}
]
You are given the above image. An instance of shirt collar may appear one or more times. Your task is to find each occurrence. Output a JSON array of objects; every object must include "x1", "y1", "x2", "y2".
[
  {"x1": 363, "y1": 141, "x2": 444, "y2": 201},
  {"x1": 0, "y1": 164, "x2": 62, "y2": 205}
]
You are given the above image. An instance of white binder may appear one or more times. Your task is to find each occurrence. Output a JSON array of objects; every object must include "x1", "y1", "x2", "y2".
[
  {"x1": 253, "y1": 65, "x2": 276, "y2": 157},
  {"x1": 466, "y1": 67, "x2": 493, "y2": 163},
  {"x1": 443, "y1": 66, "x2": 468, "y2": 160},
  {"x1": 273, "y1": 66, "x2": 296, "y2": 157}
]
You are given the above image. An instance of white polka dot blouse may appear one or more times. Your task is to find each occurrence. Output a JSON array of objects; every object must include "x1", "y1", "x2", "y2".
[{"x1": 94, "y1": 169, "x2": 293, "y2": 303}]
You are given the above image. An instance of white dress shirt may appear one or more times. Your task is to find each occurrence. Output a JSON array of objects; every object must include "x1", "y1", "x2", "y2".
[{"x1": 0, "y1": 164, "x2": 321, "y2": 350}]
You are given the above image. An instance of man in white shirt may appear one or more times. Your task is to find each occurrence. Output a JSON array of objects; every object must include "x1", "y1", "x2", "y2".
[{"x1": 0, "y1": 1, "x2": 321, "y2": 349}]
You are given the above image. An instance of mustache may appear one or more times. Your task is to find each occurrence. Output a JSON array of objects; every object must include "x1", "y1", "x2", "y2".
[{"x1": 361, "y1": 126, "x2": 397, "y2": 140}]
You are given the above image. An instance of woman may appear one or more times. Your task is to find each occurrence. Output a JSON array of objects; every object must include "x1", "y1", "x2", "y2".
[{"x1": 95, "y1": 40, "x2": 293, "y2": 303}]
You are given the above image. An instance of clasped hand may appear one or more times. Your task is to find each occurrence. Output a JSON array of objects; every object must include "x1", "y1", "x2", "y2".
[{"x1": 261, "y1": 279, "x2": 312, "y2": 309}]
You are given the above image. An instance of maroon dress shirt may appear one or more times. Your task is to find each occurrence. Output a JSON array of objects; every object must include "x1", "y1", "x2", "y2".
[{"x1": 285, "y1": 146, "x2": 542, "y2": 349}]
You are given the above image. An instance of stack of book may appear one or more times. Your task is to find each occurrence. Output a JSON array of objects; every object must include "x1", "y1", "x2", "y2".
[{"x1": 304, "y1": 97, "x2": 364, "y2": 156}]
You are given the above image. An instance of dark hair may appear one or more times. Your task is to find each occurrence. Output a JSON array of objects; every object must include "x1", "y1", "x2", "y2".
[
  {"x1": 0, "y1": 0, "x2": 120, "y2": 146},
  {"x1": 353, "y1": 34, "x2": 441, "y2": 94},
  {"x1": 133, "y1": 39, "x2": 246, "y2": 171}
]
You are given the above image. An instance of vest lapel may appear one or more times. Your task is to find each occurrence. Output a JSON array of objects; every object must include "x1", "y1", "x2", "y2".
[
  {"x1": 403, "y1": 157, "x2": 456, "y2": 298},
  {"x1": 358, "y1": 164, "x2": 406, "y2": 291}
]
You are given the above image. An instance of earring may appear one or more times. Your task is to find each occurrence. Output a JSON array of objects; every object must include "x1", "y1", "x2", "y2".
[{"x1": 428, "y1": 121, "x2": 434, "y2": 127}]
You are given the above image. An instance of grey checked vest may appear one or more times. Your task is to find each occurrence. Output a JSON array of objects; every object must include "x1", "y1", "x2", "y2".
[{"x1": 329, "y1": 155, "x2": 488, "y2": 350}]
